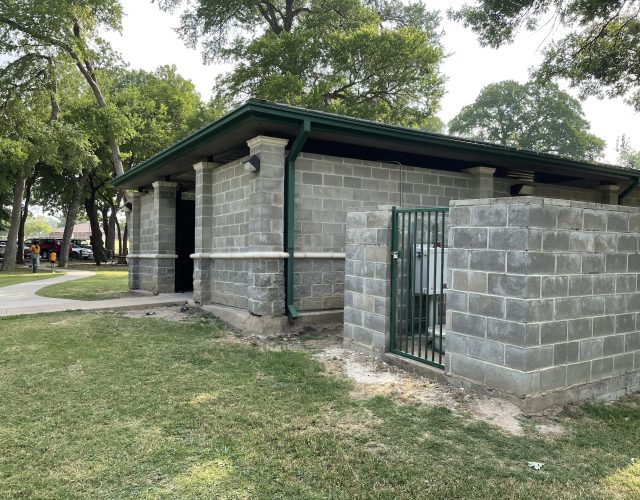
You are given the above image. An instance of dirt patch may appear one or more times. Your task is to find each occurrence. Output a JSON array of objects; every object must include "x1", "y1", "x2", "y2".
[{"x1": 120, "y1": 304, "x2": 208, "y2": 323}]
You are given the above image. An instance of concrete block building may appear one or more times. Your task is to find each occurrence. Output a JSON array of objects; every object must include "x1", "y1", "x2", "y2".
[{"x1": 114, "y1": 100, "x2": 640, "y2": 407}]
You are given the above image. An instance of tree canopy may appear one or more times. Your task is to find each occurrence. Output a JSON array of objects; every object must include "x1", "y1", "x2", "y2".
[
  {"x1": 156, "y1": 0, "x2": 445, "y2": 129},
  {"x1": 451, "y1": 1, "x2": 640, "y2": 110},
  {"x1": 448, "y1": 80, "x2": 605, "y2": 161}
]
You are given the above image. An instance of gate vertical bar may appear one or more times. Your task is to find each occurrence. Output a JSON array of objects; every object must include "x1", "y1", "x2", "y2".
[
  {"x1": 417, "y1": 212, "x2": 424, "y2": 358},
  {"x1": 438, "y1": 210, "x2": 446, "y2": 365},
  {"x1": 431, "y1": 213, "x2": 439, "y2": 364},
  {"x1": 389, "y1": 207, "x2": 398, "y2": 351}
]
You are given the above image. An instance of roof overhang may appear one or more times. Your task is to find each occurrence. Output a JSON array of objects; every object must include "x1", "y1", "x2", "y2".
[{"x1": 112, "y1": 99, "x2": 638, "y2": 190}]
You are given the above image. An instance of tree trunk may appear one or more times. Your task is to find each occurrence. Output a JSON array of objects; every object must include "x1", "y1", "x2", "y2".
[
  {"x1": 16, "y1": 173, "x2": 35, "y2": 265},
  {"x1": 2, "y1": 174, "x2": 27, "y2": 271},
  {"x1": 105, "y1": 194, "x2": 121, "y2": 257},
  {"x1": 122, "y1": 221, "x2": 128, "y2": 256},
  {"x1": 116, "y1": 217, "x2": 122, "y2": 256},
  {"x1": 59, "y1": 172, "x2": 89, "y2": 268},
  {"x1": 84, "y1": 190, "x2": 108, "y2": 265}
]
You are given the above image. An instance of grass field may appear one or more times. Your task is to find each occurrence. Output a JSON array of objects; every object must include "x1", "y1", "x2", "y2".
[
  {"x1": 0, "y1": 266, "x2": 58, "y2": 287},
  {"x1": 0, "y1": 311, "x2": 638, "y2": 499},
  {"x1": 36, "y1": 266, "x2": 129, "y2": 300}
]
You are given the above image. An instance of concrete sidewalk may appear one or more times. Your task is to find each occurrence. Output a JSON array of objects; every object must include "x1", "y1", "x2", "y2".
[{"x1": 0, "y1": 270, "x2": 191, "y2": 316}]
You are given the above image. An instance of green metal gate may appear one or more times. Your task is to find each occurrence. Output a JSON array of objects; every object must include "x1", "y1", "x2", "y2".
[{"x1": 390, "y1": 207, "x2": 448, "y2": 369}]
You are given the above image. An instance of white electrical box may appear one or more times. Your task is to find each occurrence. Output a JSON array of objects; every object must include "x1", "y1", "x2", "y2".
[{"x1": 414, "y1": 246, "x2": 447, "y2": 295}]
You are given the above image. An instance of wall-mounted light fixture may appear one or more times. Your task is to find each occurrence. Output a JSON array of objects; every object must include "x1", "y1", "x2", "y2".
[{"x1": 243, "y1": 155, "x2": 261, "y2": 173}]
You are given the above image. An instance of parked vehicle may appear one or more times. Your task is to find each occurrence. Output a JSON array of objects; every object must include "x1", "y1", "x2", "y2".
[
  {"x1": 70, "y1": 244, "x2": 94, "y2": 260},
  {"x1": 24, "y1": 238, "x2": 61, "y2": 259}
]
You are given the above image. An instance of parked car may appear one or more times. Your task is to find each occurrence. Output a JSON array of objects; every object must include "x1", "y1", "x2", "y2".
[
  {"x1": 70, "y1": 244, "x2": 94, "y2": 260},
  {"x1": 24, "y1": 238, "x2": 61, "y2": 259}
]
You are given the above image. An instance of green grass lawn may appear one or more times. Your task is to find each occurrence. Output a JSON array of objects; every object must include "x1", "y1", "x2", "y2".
[
  {"x1": 0, "y1": 266, "x2": 59, "y2": 287},
  {"x1": 36, "y1": 266, "x2": 129, "y2": 300},
  {"x1": 0, "y1": 311, "x2": 638, "y2": 498}
]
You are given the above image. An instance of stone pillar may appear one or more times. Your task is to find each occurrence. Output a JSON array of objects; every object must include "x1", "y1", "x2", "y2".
[
  {"x1": 193, "y1": 162, "x2": 218, "y2": 304},
  {"x1": 127, "y1": 191, "x2": 142, "y2": 290},
  {"x1": 599, "y1": 184, "x2": 620, "y2": 205},
  {"x1": 246, "y1": 136, "x2": 288, "y2": 316},
  {"x1": 463, "y1": 166, "x2": 496, "y2": 198},
  {"x1": 150, "y1": 180, "x2": 178, "y2": 293},
  {"x1": 343, "y1": 208, "x2": 392, "y2": 356}
]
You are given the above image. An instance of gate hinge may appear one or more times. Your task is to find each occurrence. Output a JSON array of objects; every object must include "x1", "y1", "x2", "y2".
[{"x1": 391, "y1": 251, "x2": 399, "y2": 259}]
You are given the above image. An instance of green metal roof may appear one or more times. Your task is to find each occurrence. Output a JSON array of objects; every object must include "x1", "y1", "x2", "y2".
[{"x1": 112, "y1": 98, "x2": 638, "y2": 188}]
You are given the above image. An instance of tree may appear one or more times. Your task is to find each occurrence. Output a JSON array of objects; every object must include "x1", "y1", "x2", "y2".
[
  {"x1": 617, "y1": 135, "x2": 640, "y2": 169},
  {"x1": 451, "y1": 1, "x2": 640, "y2": 110},
  {"x1": 448, "y1": 80, "x2": 605, "y2": 161},
  {"x1": 157, "y1": 0, "x2": 445, "y2": 129},
  {"x1": 24, "y1": 214, "x2": 52, "y2": 237}
]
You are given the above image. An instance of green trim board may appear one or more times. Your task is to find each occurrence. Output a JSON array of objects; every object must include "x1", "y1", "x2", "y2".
[{"x1": 112, "y1": 99, "x2": 637, "y2": 189}]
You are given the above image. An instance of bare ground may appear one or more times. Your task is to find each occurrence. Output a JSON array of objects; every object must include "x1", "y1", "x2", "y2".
[{"x1": 117, "y1": 305, "x2": 567, "y2": 437}]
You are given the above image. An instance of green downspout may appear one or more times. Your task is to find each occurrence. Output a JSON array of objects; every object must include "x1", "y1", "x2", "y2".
[
  {"x1": 284, "y1": 119, "x2": 311, "y2": 319},
  {"x1": 618, "y1": 177, "x2": 640, "y2": 205}
]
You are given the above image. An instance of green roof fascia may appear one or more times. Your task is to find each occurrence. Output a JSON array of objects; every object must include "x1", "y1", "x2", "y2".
[{"x1": 112, "y1": 99, "x2": 637, "y2": 188}]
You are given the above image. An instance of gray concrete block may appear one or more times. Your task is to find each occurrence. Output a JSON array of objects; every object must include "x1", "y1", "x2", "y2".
[
  {"x1": 567, "y1": 361, "x2": 591, "y2": 386},
  {"x1": 605, "y1": 294, "x2": 627, "y2": 314},
  {"x1": 505, "y1": 345, "x2": 553, "y2": 371},
  {"x1": 625, "y1": 332, "x2": 640, "y2": 352},
  {"x1": 606, "y1": 254, "x2": 628, "y2": 273},
  {"x1": 557, "y1": 207, "x2": 583, "y2": 230},
  {"x1": 541, "y1": 276, "x2": 568, "y2": 298},
  {"x1": 541, "y1": 321, "x2": 568, "y2": 344},
  {"x1": 613, "y1": 353, "x2": 634, "y2": 374},
  {"x1": 553, "y1": 341, "x2": 580, "y2": 365},
  {"x1": 593, "y1": 275, "x2": 615, "y2": 294},
  {"x1": 486, "y1": 318, "x2": 527, "y2": 346},
  {"x1": 471, "y1": 205, "x2": 507, "y2": 227},
  {"x1": 469, "y1": 251, "x2": 506, "y2": 272},
  {"x1": 543, "y1": 231, "x2": 570, "y2": 252},
  {"x1": 583, "y1": 210, "x2": 606, "y2": 231},
  {"x1": 591, "y1": 357, "x2": 613, "y2": 381},
  {"x1": 452, "y1": 228, "x2": 488, "y2": 249},
  {"x1": 569, "y1": 233, "x2": 594, "y2": 252},
  {"x1": 580, "y1": 296, "x2": 605, "y2": 316},
  {"x1": 445, "y1": 332, "x2": 468, "y2": 355},
  {"x1": 603, "y1": 335, "x2": 625, "y2": 356},
  {"x1": 468, "y1": 293, "x2": 505, "y2": 319},
  {"x1": 556, "y1": 297, "x2": 582, "y2": 320},
  {"x1": 580, "y1": 338, "x2": 604, "y2": 360},
  {"x1": 539, "y1": 366, "x2": 567, "y2": 391},
  {"x1": 445, "y1": 290, "x2": 468, "y2": 312},
  {"x1": 556, "y1": 254, "x2": 581, "y2": 274},
  {"x1": 488, "y1": 274, "x2": 541, "y2": 298},
  {"x1": 628, "y1": 254, "x2": 640, "y2": 272},
  {"x1": 527, "y1": 299, "x2": 555, "y2": 322},
  {"x1": 485, "y1": 364, "x2": 538, "y2": 397},
  {"x1": 617, "y1": 234, "x2": 638, "y2": 253},
  {"x1": 467, "y1": 337, "x2": 505, "y2": 365},
  {"x1": 568, "y1": 318, "x2": 593, "y2": 340},
  {"x1": 489, "y1": 228, "x2": 529, "y2": 250},
  {"x1": 582, "y1": 254, "x2": 605, "y2": 274},
  {"x1": 593, "y1": 315, "x2": 616, "y2": 337},
  {"x1": 505, "y1": 298, "x2": 527, "y2": 322},
  {"x1": 616, "y1": 313, "x2": 636, "y2": 333},
  {"x1": 594, "y1": 233, "x2": 617, "y2": 253},
  {"x1": 450, "y1": 312, "x2": 487, "y2": 338},
  {"x1": 449, "y1": 206, "x2": 471, "y2": 227},
  {"x1": 616, "y1": 274, "x2": 636, "y2": 293},
  {"x1": 449, "y1": 353, "x2": 486, "y2": 384},
  {"x1": 607, "y1": 212, "x2": 629, "y2": 232}
]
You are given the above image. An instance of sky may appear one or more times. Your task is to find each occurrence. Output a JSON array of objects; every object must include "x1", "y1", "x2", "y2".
[{"x1": 103, "y1": 0, "x2": 638, "y2": 165}]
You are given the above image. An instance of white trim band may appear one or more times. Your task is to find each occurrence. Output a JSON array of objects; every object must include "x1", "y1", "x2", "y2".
[
  {"x1": 190, "y1": 251, "x2": 346, "y2": 260},
  {"x1": 127, "y1": 254, "x2": 178, "y2": 259}
]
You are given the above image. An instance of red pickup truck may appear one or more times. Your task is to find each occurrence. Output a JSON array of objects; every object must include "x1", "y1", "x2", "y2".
[{"x1": 24, "y1": 238, "x2": 61, "y2": 259}]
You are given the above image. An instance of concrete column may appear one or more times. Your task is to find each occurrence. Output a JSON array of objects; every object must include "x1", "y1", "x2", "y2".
[
  {"x1": 463, "y1": 166, "x2": 496, "y2": 198},
  {"x1": 246, "y1": 136, "x2": 288, "y2": 316},
  {"x1": 193, "y1": 162, "x2": 219, "y2": 304},
  {"x1": 343, "y1": 208, "x2": 392, "y2": 356},
  {"x1": 599, "y1": 184, "x2": 620, "y2": 205},
  {"x1": 128, "y1": 192, "x2": 142, "y2": 290},
  {"x1": 150, "y1": 180, "x2": 178, "y2": 293}
]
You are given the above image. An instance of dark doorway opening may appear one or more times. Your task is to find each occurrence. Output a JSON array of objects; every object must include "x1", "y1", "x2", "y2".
[{"x1": 175, "y1": 193, "x2": 195, "y2": 292}]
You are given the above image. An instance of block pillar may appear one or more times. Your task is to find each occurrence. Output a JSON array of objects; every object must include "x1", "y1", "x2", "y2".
[
  {"x1": 343, "y1": 208, "x2": 393, "y2": 356},
  {"x1": 246, "y1": 136, "x2": 288, "y2": 316},
  {"x1": 599, "y1": 184, "x2": 620, "y2": 205},
  {"x1": 463, "y1": 166, "x2": 496, "y2": 198},
  {"x1": 150, "y1": 180, "x2": 178, "y2": 293},
  {"x1": 127, "y1": 191, "x2": 142, "y2": 290},
  {"x1": 193, "y1": 162, "x2": 219, "y2": 304}
]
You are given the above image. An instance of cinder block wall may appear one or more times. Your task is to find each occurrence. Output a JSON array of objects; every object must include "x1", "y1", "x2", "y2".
[
  {"x1": 294, "y1": 152, "x2": 473, "y2": 312},
  {"x1": 447, "y1": 197, "x2": 640, "y2": 409},
  {"x1": 343, "y1": 209, "x2": 392, "y2": 355}
]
